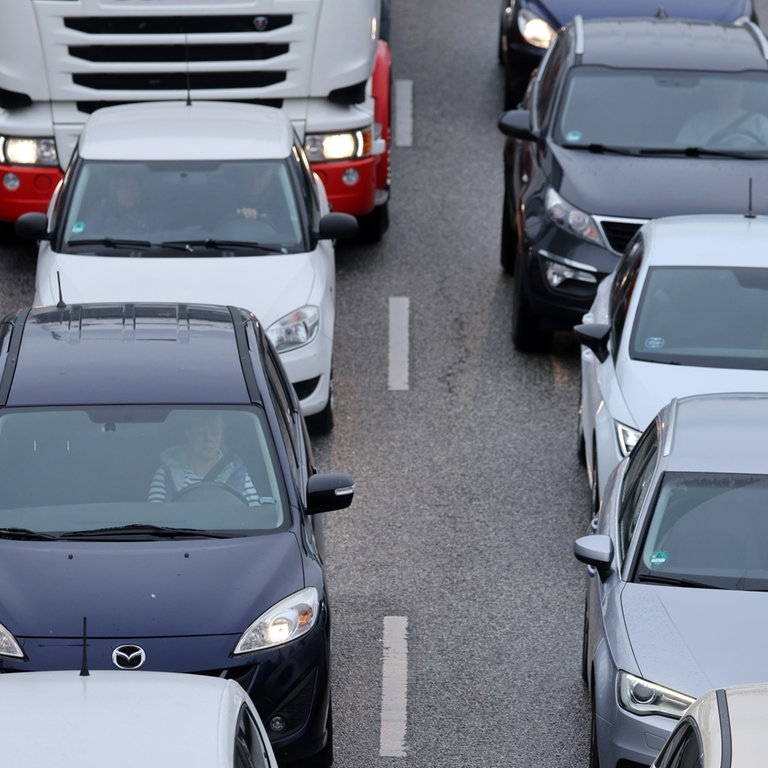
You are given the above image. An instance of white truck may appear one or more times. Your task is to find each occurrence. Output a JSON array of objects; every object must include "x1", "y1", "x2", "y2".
[{"x1": 0, "y1": 0, "x2": 392, "y2": 240}]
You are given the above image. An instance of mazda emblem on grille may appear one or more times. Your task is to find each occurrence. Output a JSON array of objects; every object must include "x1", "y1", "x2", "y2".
[{"x1": 112, "y1": 644, "x2": 146, "y2": 670}]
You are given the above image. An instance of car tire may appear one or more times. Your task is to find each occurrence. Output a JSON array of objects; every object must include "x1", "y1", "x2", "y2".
[
  {"x1": 500, "y1": 194, "x2": 517, "y2": 275},
  {"x1": 511, "y1": 252, "x2": 553, "y2": 353},
  {"x1": 503, "y1": 64, "x2": 526, "y2": 110},
  {"x1": 589, "y1": 690, "x2": 601, "y2": 768},
  {"x1": 589, "y1": 439, "x2": 600, "y2": 515},
  {"x1": 581, "y1": 605, "x2": 589, "y2": 685},
  {"x1": 306, "y1": 373, "x2": 334, "y2": 435},
  {"x1": 357, "y1": 200, "x2": 389, "y2": 243},
  {"x1": 577, "y1": 408, "x2": 587, "y2": 467}
]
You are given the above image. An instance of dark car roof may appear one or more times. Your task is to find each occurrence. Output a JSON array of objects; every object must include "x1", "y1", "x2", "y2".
[
  {"x1": 571, "y1": 17, "x2": 768, "y2": 70},
  {"x1": 0, "y1": 303, "x2": 261, "y2": 406},
  {"x1": 536, "y1": 0, "x2": 755, "y2": 27}
]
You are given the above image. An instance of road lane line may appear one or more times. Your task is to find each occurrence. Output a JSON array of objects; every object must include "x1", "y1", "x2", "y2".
[
  {"x1": 380, "y1": 615, "x2": 408, "y2": 757},
  {"x1": 388, "y1": 297, "x2": 410, "y2": 391},
  {"x1": 394, "y1": 79, "x2": 413, "y2": 147}
]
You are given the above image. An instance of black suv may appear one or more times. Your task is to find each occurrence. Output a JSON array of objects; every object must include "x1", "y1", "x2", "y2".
[
  {"x1": 498, "y1": 0, "x2": 758, "y2": 109},
  {"x1": 0, "y1": 302, "x2": 354, "y2": 768},
  {"x1": 499, "y1": 17, "x2": 768, "y2": 352}
]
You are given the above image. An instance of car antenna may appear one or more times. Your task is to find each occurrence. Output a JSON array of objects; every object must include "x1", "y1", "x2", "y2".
[
  {"x1": 80, "y1": 616, "x2": 90, "y2": 676},
  {"x1": 747, "y1": 178, "x2": 756, "y2": 218},
  {"x1": 56, "y1": 270, "x2": 66, "y2": 309},
  {"x1": 185, "y1": 33, "x2": 192, "y2": 106}
]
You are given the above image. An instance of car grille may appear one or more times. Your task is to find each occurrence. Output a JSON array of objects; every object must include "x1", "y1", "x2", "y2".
[{"x1": 596, "y1": 217, "x2": 646, "y2": 255}]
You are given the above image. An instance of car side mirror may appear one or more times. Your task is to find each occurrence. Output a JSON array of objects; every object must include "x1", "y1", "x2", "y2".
[
  {"x1": 317, "y1": 212, "x2": 359, "y2": 241},
  {"x1": 497, "y1": 109, "x2": 538, "y2": 142},
  {"x1": 306, "y1": 472, "x2": 355, "y2": 514},
  {"x1": 15, "y1": 211, "x2": 50, "y2": 242},
  {"x1": 574, "y1": 323, "x2": 611, "y2": 363},
  {"x1": 574, "y1": 534, "x2": 614, "y2": 578}
]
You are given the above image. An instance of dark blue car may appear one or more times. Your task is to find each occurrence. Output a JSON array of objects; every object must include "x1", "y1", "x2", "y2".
[
  {"x1": 0, "y1": 303, "x2": 354, "y2": 768},
  {"x1": 498, "y1": 0, "x2": 758, "y2": 108}
]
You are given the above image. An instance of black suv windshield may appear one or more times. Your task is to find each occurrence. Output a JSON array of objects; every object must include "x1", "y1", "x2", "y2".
[
  {"x1": 555, "y1": 68, "x2": 768, "y2": 153},
  {"x1": 0, "y1": 406, "x2": 286, "y2": 537},
  {"x1": 60, "y1": 159, "x2": 306, "y2": 255}
]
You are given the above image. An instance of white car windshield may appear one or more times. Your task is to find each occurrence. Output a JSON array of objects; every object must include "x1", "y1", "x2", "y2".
[
  {"x1": 628, "y1": 265, "x2": 768, "y2": 369},
  {"x1": 0, "y1": 406, "x2": 286, "y2": 537},
  {"x1": 556, "y1": 69, "x2": 768, "y2": 153},
  {"x1": 637, "y1": 472, "x2": 768, "y2": 590},
  {"x1": 60, "y1": 159, "x2": 305, "y2": 254}
]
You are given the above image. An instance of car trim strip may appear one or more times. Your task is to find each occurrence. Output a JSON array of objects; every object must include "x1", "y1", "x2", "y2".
[
  {"x1": 0, "y1": 306, "x2": 31, "y2": 406},
  {"x1": 227, "y1": 305, "x2": 261, "y2": 404},
  {"x1": 715, "y1": 688, "x2": 732, "y2": 768}
]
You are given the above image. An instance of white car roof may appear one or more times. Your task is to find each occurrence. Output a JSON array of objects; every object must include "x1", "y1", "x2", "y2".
[
  {"x1": 639, "y1": 214, "x2": 768, "y2": 268},
  {"x1": 0, "y1": 669, "x2": 269, "y2": 767},
  {"x1": 77, "y1": 101, "x2": 296, "y2": 161}
]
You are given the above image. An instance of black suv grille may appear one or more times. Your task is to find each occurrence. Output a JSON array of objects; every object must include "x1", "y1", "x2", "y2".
[{"x1": 598, "y1": 219, "x2": 645, "y2": 255}]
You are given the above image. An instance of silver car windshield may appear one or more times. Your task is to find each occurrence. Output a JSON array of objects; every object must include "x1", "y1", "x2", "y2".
[
  {"x1": 628, "y1": 266, "x2": 768, "y2": 369},
  {"x1": 556, "y1": 69, "x2": 768, "y2": 153},
  {"x1": 638, "y1": 472, "x2": 768, "y2": 590},
  {"x1": 0, "y1": 406, "x2": 286, "y2": 537},
  {"x1": 61, "y1": 159, "x2": 305, "y2": 254}
]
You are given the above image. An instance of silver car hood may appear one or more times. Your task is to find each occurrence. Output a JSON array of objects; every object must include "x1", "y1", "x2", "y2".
[{"x1": 621, "y1": 582, "x2": 768, "y2": 698}]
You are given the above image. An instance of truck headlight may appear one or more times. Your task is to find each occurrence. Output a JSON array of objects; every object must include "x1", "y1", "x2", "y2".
[
  {"x1": 305, "y1": 127, "x2": 372, "y2": 162},
  {"x1": 267, "y1": 307, "x2": 320, "y2": 352},
  {"x1": 233, "y1": 587, "x2": 319, "y2": 653},
  {"x1": 1, "y1": 136, "x2": 58, "y2": 166}
]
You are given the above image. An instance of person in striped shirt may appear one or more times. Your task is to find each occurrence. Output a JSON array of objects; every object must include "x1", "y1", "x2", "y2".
[{"x1": 148, "y1": 412, "x2": 262, "y2": 506}]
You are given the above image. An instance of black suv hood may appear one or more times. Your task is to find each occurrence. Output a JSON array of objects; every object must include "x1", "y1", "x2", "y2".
[{"x1": 551, "y1": 144, "x2": 768, "y2": 218}]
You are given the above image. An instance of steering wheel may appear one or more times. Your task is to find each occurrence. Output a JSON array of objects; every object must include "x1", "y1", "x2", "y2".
[
  {"x1": 706, "y1": 125, "x2": 765, "y2": 149},
  {"x1": 174, "y1": 481, "x2": 249, "y2": 506}
]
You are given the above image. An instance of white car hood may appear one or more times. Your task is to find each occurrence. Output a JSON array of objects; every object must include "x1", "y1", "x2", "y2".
[
  {"x1": 615, "y1": 358, "x2": 768, "y2": 431},
  {"x1": 621, "y1": 583, "x2": 768, "y2": 697},
  {"x1": 36, "y1": 252, "x2": 319, "y2": 327}
]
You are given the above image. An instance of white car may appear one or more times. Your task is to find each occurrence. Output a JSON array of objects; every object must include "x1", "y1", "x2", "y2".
[
  {"x1": 0, "y1": 669, "x2": 279, "y2": 767},
  {"x1": 575, "y1": 213, "x2": 768, "y2": 513},
  {"x1": 15, "y1": 101, "x2": 357, "y2": 433}
]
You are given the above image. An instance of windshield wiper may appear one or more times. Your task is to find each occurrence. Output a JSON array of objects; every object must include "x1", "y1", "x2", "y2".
[
  {"x1": 60, "y1": 523, "x2": 232, "y2": 540},
  {"x1": 638, "y1": 146, "x2": 768, "y2": 159},
  {"x1": 66, "y1": 237, "x2": 153, "y2": 248},
  {"x1": 562, "y1": 142, "x2": 640, "y2": 156},
  {"x1": 161, "y1": 239, "x2": 285, "y2": 254},
  {"x1": 0, "y1": 527, "x2": 60, "y2": 540},
  {"x1": 636, "y1": 572, "x2": 725, "y2": 589}
]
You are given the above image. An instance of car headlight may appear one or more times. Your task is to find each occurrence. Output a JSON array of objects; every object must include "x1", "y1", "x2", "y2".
[
  {"x1": 541, "y1": 251, "x2": 598, "y2": 288},
  {"x1": 233, "y1": 587, "x2": 319, "y2": 654},
  {"x1": 1, "y1": 136, "x2": 58, "y2": 166},
  {"x1": 266, "y1": 306, "x2": 320, "y2": 353},
  {"x1": 545, "y1": 187, "x2": 604, "y2": 246},
  {"x1": 305, "y1": 127, "x2": 372, "y2": 162},
  {"x1": 517, "y1": 10, "x2": 556, "y2": 49},
  {"x1": 616, "y1": 421, "x2": 641, "y2": 457},
  {"x1": 618, "y1": 671, "x2": 695, "y2": 718},
  {"x1": 0, "y1": 621, "x2": 24, "y2": 659}
]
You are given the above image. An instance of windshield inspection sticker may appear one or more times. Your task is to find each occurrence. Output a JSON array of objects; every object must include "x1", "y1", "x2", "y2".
[
  {"x1": 650, "y1": 551, "x2": 668, "y2": 565},
  {"x1": 644, "y1": 336, "x2": 665, "y2": 350},
  {"x1": 565, "y1": 130, "x2": 583, "y2": 142},
  {"x1": 71, "y1": 221, "x2": 86, "y2": 234}
]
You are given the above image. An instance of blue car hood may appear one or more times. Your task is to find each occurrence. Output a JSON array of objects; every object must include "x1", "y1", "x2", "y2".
[
  {"x1": 0, "y1": 534, "x2": 305, "y2": 637},
  {"x1": 530, "y1": 0, "x2": 751, "y2": 27},
  {"x1": 550, "y1": 145, "x2": 768, "y2": 219},
  {"x1": 621, "y1": 583, "x2": 768, "y2": 698}
]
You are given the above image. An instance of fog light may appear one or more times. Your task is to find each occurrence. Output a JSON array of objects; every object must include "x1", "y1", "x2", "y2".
[
  {"x1": 543, "y1": 255, "x2": 597, "y2": 288},
  {"x1": 342, "y1": 167, "x2": 360, "y2": 186},
  {"x1": 269, "y1": 715, "x2": 287, "y2": 733},
  {"x1": 3, "y1": 172, "x2": 20, "y2": 192}
]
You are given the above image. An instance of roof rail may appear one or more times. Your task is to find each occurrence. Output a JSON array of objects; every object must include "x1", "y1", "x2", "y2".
[{"x1": 738, "y1": 18, "x2": 768, "y2": 63}]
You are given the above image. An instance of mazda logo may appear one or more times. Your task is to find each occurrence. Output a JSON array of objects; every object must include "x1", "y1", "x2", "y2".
[{"x1": 112, "y1": 644, "x2": 146, "y2": 670}]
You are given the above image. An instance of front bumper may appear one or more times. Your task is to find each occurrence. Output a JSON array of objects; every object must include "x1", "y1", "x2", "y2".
[
  {"x1": 312, "y1": 155, "x2": 379, "y2": 218},
  {"x1": 279, "y1": 330, "x2": 333, "y2": 417},
  {"x1": 0, "y1": 164, "x2": 61, "y2": 224},
  {"x1": 2, "y1": 620, "x2": 331, "y2": 764}
]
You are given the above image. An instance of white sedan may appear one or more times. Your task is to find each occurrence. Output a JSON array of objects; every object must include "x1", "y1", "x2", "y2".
[
  {"x1": 575, "y1": 213, "x2": 768, "y2": 513},
  {"x1": 15, "y1": 101, "x2": 357, "y2": 433},
  {"x1": 0, "y1": 670, "x2": 279, "y2": 767}
]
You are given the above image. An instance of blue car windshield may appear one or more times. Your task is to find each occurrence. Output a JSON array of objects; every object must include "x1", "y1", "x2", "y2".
[
  {"x1": 637, "y1": 471, "x2": 768, "y2": 590},
  {"x1": 0, "y1": 406, "x2": 286, "y2": 536},
  {"x1": 555, "y1": 68, "x2": 768, "y2": 152},
  {"x1": 628, "y1": 266, "x2": 768, "y2": 369}
]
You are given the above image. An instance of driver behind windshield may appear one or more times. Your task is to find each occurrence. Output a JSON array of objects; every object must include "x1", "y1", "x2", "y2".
[{"x1": 148, "y1": 412, "x2": 263, "y2": 505}]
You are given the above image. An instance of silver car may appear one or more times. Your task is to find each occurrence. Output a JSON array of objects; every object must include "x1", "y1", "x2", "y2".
[{"x1": 575, "y1": 392, "x2": 768, "y2": 768}]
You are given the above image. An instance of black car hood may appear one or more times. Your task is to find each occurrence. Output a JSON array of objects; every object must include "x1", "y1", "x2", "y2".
[
  {"x1": 550, "y1": 144, "x2": 768, "y2": 218},
  {"x1": 0, "y1": 534, "x2": 305, "y2": 637},
  {"x1": 529, "y1": 0, "x2": 752, "y2": 27}
]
